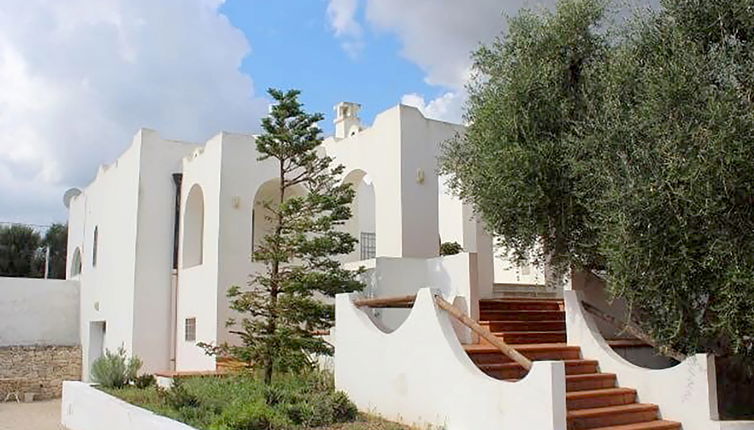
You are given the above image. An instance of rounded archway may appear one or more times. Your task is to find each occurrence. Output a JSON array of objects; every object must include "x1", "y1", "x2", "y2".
[
  {"x1": 251, "y1": 179, "x2": 306, "y2": 257},
  {"x1": 183, "y1": 184, "x2": 205, "y2": 268},
  {"x1": 342, "y1": 169, "x2": 376, "y2": 262}
]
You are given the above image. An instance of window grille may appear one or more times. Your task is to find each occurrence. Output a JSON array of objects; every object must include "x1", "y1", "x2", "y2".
[
  {"x1": 360, "y1": 232, "x2": 376, "y2": 260},
  {"x1": 185, "y1": 318, "x2": 196, "y2": 342}
]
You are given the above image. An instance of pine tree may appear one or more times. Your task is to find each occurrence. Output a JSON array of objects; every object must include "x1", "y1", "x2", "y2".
[{"x1": 206, "y1": 89, "x2": 363, "y2": 384}]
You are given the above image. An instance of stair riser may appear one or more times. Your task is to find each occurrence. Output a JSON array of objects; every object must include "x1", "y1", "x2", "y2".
[
  {"x1": 569, "y1": 410, "x2": 659, "y2": 429},
  {"x1": 567, "y1": 377, "x2": 617, "y2": 392},
  {"x1": 468, "y1": 349, "x2": 581, "y2": 364},
  {"x1": 480, "y1": 333, "x2": 566, "y2": 345},
  {"x1": 481, "y1": 362, "x2": 598, "y2": 380},
  {"x1": 480, "y1": 302, "x2": 562, "y2": 311},
  {"x1": 480, "y1": 311, "x2": 566, "y2": 321},
  {"x1": 567, "y1": 392, "x2": 636, "y2": 410},
  {"x1": 480, "y1": 321, "x2": 566, "y2": 332}
]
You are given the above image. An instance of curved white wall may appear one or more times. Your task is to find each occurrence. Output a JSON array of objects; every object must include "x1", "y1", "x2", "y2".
[
  {"x1": 335, "y1": 288, "x2": 567, "y2": 430},
  {"x1": 565, "y1": 289, "x2": 754, "y2": 430}
]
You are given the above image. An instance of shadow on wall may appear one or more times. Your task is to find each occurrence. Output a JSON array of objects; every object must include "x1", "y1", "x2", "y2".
[{"x1": 571, "y1": 270, "x2": 754, "y2": 421}]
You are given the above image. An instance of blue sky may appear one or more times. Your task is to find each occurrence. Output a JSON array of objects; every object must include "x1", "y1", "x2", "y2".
[
  {"x1": 0, "y1": 0, "x2": 534, "y2": 224},
  {"x1": 220, "y1": 0, "x2": 438, "y2": 133}
]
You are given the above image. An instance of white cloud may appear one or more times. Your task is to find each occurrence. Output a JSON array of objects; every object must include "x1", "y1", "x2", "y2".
[
  {"x1": 327, "y1": 0, "x2": 364, "y2": 57},
  {"x1": 327, "y1": 0, "x2": 551, "y2": 123},
  {"x1": 0, "y1": 0, "x2": 268, "y2": 224},
  {"x1": 401, "y1": 92, "x2": 466, "y2": 123}
]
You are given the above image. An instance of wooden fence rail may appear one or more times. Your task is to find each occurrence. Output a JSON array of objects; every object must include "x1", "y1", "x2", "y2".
[{"x1": 352, "y1": 293, "x2": 533, "y2": 371}]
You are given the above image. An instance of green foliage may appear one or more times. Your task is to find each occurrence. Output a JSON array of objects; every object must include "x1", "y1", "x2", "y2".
[
  {"x1": 42, "y1": 223, "x2": 68, "y2": 279},
  {"x1": 134, "y1": 374, "x2": 156, "y2": 389},
  {"x1": 202, "y1": 89, "x2": 363, "y2": 384},
  {"x1": 439, "y1": 242, "x2": 463, "y2": 256},
  {"x1": 91, "y1": 346, "x2": 142, "y2": 388},
  {"x1": 440, "y1": 0, "x2": 754, "y2": 367},
  {"x1": 573, "y1": 0, "x2": 754, "y2": 364},
  {"x1": 439, "y1": 0, "x2": 608, "y2": 273},
  {"x1": 104, "y1": 371, "x2": 381, "y2": 430},
  {"x1": 0, "y1": 224, "x2": 43, "y2": 277}
]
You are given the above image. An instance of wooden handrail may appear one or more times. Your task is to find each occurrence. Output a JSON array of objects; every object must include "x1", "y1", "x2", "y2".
[
  {"x1": 351, "y1": 293, "x2": 533, "y2": 371},
  {"x1": 352, "y1": 294, "x2": 417, "y2": 308},
  {"x1": 581, "y1": 301, "x2": 686, "y2": 362},
  {"x1": 433, "y1": 294, "x2": 533, "y2": 371}
]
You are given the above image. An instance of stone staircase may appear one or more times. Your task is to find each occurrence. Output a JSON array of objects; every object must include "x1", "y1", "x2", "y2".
[{"x1": 465, "y1": 298, "x2": 681, "y2": 430}]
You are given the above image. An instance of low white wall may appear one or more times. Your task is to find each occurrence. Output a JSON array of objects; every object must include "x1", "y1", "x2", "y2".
[
  {"x1": 335, "y1": 288, "x2": 567, "y2": 430},
  {"x1": 0, "y1": 277, "x2": 79, "y2": 346},
  {"x1": 564, "y1": 290, "x2": 754, "y2": 430},
  {"x1": 346, "y1": 253, "x2": 479, "y2": 332},
  {"x1": 62, "y1": 381, "x2": 196, "y2": 430}
]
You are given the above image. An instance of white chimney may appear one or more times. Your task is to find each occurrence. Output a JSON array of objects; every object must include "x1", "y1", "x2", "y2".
[{"x1": 333, "y1": 102, "x2": 362, "y2": 139}]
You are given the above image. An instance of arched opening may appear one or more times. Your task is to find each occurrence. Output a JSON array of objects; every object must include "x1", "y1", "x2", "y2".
[
  {"x1": 251, "y1": 179, "x2": 306, "y2": 258},
  {"x1": 342, "y1": 170, "x2": 376, "y2": 262},
  {"x1": 70, "y1": 247, "x2": 82, "y2": 277},
  {"x1": 92, "y1": 227, "x2": 98, "y2": 267},
  {"x1": 183, "y1": 184, "x2": 205, "y2": 268}
]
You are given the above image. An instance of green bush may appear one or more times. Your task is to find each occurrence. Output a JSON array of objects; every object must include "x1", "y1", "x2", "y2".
[
  {"x1": 211, "y1": 400, "x2": 291, "y2": 430},
  {"x1": 159, "y1": 378, "x2": 201, "y2": 410},
  {"x1": 134, "y1": 374, "x2": 156, "y2": 389},
  {"x1": 91, "y1": 347, "x2": 142, "y2": 388},
  {"x1": 439, "y1": 242, "x2": 463, "y2": 256}
]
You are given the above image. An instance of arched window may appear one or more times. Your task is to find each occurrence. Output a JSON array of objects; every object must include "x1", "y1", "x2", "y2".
[
  {"x1": 92, "y1": 227, "x2": 98, "y2": 267},
  {"x1": 342, "y1": 170, "x2": 376, "y2": 262},
  {"x1": 71, "y1": 247, "x2": 82, "y2": 277},
  {"x1": 182, "y1": 184, "x2": 204, "y2": 268}
]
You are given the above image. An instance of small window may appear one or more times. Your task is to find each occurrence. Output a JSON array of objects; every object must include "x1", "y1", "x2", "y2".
[
  {"x1": 71, "y1": 247, "x2": 82, "y2": 277},
  {"x1": 185, "y1": 318, "x2": 196, "y2": 342},
  {"x1": 92, "y1": 227, "x2": 99, "y2": 267}
]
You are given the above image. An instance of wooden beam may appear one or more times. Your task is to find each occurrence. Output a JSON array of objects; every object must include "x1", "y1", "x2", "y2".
[
  {"x1": 434, "y1": 295, "x2": 533, "y2": 371},
  {"x1": 352, "y1": 294, "x2": 417, "y2": 308}
]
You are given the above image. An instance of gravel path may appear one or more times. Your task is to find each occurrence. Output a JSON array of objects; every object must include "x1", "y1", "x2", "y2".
[{"x1": 0, "y1": 399, "x2": 65, "y2": 430}]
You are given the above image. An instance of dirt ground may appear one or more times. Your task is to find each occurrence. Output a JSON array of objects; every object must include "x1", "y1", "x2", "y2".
[{"x1": 0, "y1": 399, "x2": 65, "y2": 430}]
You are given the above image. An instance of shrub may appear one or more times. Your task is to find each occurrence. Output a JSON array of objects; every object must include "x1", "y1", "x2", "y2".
[
  {"x1": 211, "y1": 400, "x2": 291, "y2": 430},
  {"x1": 439, "y1": 241, "x2": 463, "y2": 256},
  {"x1": 159, "y1": 378, "x2": 200, "y2": 410},
  {"x1": 134, "y1": 374, "x2": 156, "y2": 389},
  {"x1": 91, "y1": 346, "x2": 142, "y2": 388}
]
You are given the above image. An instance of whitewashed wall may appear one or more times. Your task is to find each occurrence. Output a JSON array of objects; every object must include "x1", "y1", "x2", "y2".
[
  {"x1": 335, "y1": 288, "x2": 567, "y2": 430},
  {"x1": 0, "y1": 277, "x2": 79, "y2": 346},
  {"x1": 62, "y1": 382, "x2": 196, "y2": 430},
  {"x1": 564, "y1": 288, "x2": 754, "y2": 430}
]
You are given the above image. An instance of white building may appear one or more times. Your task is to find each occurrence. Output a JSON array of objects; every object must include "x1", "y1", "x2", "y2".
[{"x1": 65, "y1": 102, "x2": 545, "y2": 377}]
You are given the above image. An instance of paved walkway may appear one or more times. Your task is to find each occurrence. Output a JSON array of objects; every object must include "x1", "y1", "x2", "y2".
[{"x1": 0, "y1": 399, "x2": 65, "y2": 430}]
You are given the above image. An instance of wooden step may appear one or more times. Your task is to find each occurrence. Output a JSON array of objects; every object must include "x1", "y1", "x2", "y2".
[
  {"x1": 567, "y1": 388, "x2": 637, "y2": 410},
  {"x1": 568, "y1": 404, "x2": 659, "y2": 429},
  {"x1": 567, "y1": 373, "x2": 617, "y2": 392},
  {"x1": 465, "y1": 343, "x2": 581, "y2": 364},
  {"x1": 480, "y1": 359, "x2": 598, "y2": 380},
  {"x1": 480, "y1": 331, "x2": 567, "y2": 345},
  {"x1": 480, "y1": 320, "x2": 566, "y2": 332},
  {"x1": 479, "y1": 299, "x2": 563, "y2": 311},
  {"x1": 587, "y1": 420, "x2": 681, "y2": 430},
  {"x1": 479, "y1": 310, "x2": 566, "y2": 321}
]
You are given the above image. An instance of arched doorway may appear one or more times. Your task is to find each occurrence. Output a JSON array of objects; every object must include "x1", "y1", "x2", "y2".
[
  {"x1": 183, "y1": 184, "x2": 204, "y2": 268},
  {"x1": 342, "y1": 170, "x2": 376, "y2": 262}
]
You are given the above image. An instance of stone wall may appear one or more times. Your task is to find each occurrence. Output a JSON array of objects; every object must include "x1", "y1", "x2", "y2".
[{"x1": 0, "y1": 345, "x2": 81, "y2": 399}]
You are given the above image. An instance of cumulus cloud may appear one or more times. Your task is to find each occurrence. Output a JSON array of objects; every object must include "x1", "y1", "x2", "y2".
[
  {"x1": 0, "y1": 0, "x2": 268, "y2": 224},
  {"x1": 401, "y1": 92, "x2": 467, "y2": 123},
  {"x1": 327, "y1": 0, "x2": 364, "y2": 57},
  {"x1": 327, "y1": 0, "x2": 550, "y2": 122}
]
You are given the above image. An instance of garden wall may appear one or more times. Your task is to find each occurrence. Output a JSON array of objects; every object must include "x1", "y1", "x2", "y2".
[
  {"x1": 0, "y1": 345, "x2": 81, "y2": 399},
  {"x1": 62, "y1": 381, "x2": 196, "y2": 430},
  {"x1": 0, "y1": 277, "x2": 79, "y2": 346}
]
